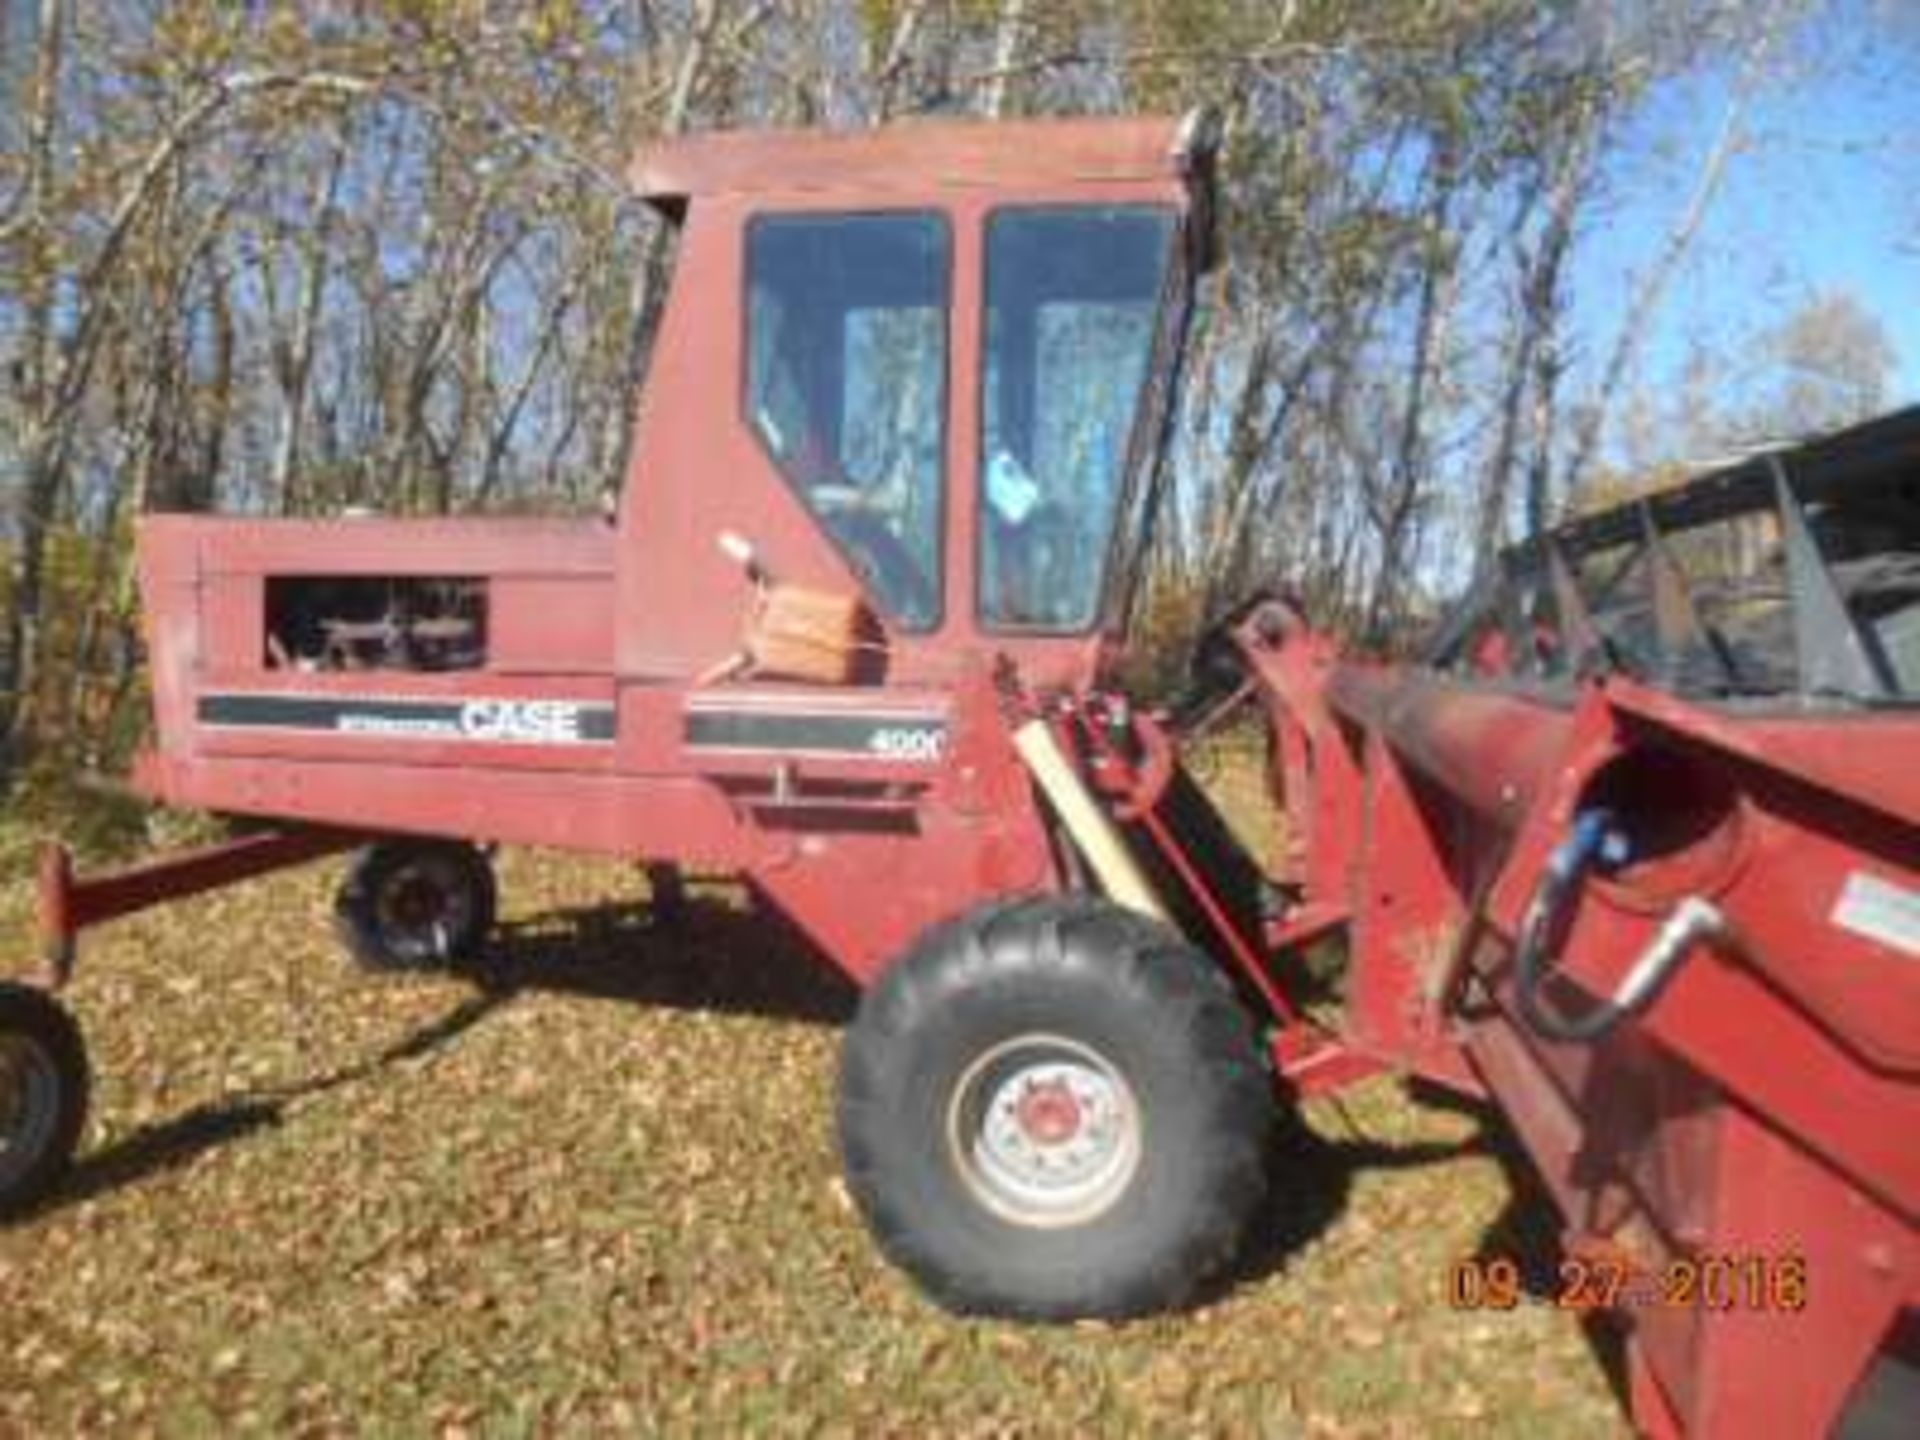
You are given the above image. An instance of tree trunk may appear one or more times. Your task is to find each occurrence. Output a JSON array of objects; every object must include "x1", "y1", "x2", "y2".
[
  {"x1": 1364, "y1": 149, "x2": 1458, "y2": 641},
  {"x1": 1559, "y1": 15, "x2": 1779, "y2": 498},
  {"x1": 596, "y1": 0, "x2": 728, "y2": 497},
  {"x1": 981, "y1": 0, "x2": 1028, "y2": 119},
  {"x1": 271, "y1": 130, "x2": 349, "y2": 512},
  {"x1": 1478, "y1": 108, "x2": 1595, "y2": 571},
  {"x1": 2, "y1": 0, "x2": 69, "y2": 767},
  {"x1": 870, "y1": 0, "x2": 927, "y2": 122}
]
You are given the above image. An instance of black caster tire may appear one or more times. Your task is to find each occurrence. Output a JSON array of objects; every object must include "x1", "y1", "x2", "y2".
[
  {"x1": 0, "y1": 981, "x2": 89, "y2": 1220},
  {"x1": 334, "y1": 840, "x2": 497, "y2": 971},
  {"x1": 838, "y1": 895, "x2": 1275, "y2": 1320}
]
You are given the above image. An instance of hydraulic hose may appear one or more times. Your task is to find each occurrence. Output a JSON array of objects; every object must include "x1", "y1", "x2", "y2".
[{"x1": 1512, "y1": 809, "x2": 1725, "y2": 1043}]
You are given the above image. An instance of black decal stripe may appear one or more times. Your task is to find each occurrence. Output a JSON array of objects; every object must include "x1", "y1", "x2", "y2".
[
  {"x1": 683, "y1": 698, "x2": 949, "y2": 720},
  {"x1": 684, "y1": 710, "x2": 945, "y2": 756},
  {"x1": 201, "y1": 694, "x2": 456, "y2": 729},
  {"x1": 197, "y1": 693, "x2": 615, "y2": 742}
]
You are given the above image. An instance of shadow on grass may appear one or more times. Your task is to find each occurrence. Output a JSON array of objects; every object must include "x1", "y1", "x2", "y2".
[
  {"x1": 1209, "y1": 1103, "x2": 1486, "y2": 1305},
  {"x1": 458, "y1": 894, "x2": 858, "y2": 1027},
  {"x1": 37, "y1": 884, "x2": 1630, "y2": 1422},
  {"x1": 52, "y1": 987, "x2": 511, "y2": 1213},
  {"x1": 1212, "y1": 1075, "x2": 1630, "y2": 1422},
  {"x1": 1453, "y1": 1093, "x2": 1633, "y2": 1418},
  {"x1": 41, "y1": 892, "x2": 854, "y2": 1218}
]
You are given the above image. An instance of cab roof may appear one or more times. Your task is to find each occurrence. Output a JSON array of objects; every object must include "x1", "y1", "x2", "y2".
[{"x1": 630, "y1": 113, "x2": 1207, "y2": 209}]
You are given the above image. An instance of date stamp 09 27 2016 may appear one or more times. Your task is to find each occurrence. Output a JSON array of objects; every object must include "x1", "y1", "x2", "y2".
[{"x1": 1447, "y1": 1252, "x2": 1809, "y2": 1314}]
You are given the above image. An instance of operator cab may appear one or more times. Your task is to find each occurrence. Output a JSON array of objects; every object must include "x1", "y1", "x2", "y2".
[{"x1": 619, "y1": 112, "x2": 1217, "y2": 690}]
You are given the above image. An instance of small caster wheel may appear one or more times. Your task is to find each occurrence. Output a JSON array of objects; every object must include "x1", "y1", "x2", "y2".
[{"x1": 334, "y1": 839, "x2": 497, "y2": 971}]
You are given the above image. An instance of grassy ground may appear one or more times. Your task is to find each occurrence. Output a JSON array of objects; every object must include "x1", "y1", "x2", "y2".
[{"x1": 0, "y1": 785, "x2": 1628, "y2": 1435}]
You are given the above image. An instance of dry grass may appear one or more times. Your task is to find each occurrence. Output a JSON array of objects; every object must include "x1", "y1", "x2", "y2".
[{"x1": 0, "y1": 778, "x2": 1627, "y2": 1435}]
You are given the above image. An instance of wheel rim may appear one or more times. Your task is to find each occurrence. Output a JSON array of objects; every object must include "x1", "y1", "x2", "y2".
[
  {"x1": 0, "y1": 1032, "x2": 63, "y2": 1190},
  {"x1": 374, "y1": 854, "x2": 474, "y2": 963},
  {"x1": 945, "y1": 1033, "x2": 1142, "y2": 1229}
]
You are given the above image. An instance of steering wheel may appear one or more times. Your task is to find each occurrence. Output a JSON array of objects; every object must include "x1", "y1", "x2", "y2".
[
  {"x1": 987, "y1": 502, "x2": 1079, "y2": 626},
  {"x1": 823, "y1": 509, "x2": 938, "y2": 627},
  {"x1": 812, "y1": 483, "x2": 902, "y2": 519}
]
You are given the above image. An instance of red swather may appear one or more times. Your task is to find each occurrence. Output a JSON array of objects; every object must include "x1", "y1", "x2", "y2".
[{"x1": 6, "y1": 113, "x2": 1916, "y2": 1436}]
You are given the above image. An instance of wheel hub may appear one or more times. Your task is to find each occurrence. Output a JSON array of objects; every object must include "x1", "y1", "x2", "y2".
[
  {"x1": 947, "y1": 1034, "x2": 1141, "y2": 1229},
  {"x1": 388, "y1": 876, "x2": 444, "y2": 927},
  {"x1": 375, "y1": 859, "x2": 471, "y2": 961},
  {"x1": 1014, "y1": 1079, "x2": 1083, "y2": 1145}
]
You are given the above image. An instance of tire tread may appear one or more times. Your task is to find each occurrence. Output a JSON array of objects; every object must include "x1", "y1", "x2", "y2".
[
  {"x1": 0, "y1": 982, "x2": 89, "y2": 1220},
  {"x1": 838, "y1": 894, "x2": 1276, "y2": 1321}
]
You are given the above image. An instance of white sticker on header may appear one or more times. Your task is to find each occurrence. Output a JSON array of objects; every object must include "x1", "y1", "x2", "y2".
[{"x1": 1831, "y1": 871, "x2": 1920, "y2": 960}]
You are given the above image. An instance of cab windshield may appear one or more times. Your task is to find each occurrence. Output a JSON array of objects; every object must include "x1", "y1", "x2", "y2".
[{"x1": 979, "y1": 206, "x2": 1181, "y2": 632}]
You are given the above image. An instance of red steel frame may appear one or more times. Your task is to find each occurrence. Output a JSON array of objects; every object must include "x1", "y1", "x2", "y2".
[
  {"x1": 17, "y1": 114, "x2": 1917, "y2": 1438},
  {"x1": 35, "y1": 829, "x2": 359, "y2": 985}
]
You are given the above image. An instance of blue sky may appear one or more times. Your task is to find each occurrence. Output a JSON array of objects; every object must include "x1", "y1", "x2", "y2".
[{"x1": 1571, "y1": 4, "x2": 1920, "y2": 422}]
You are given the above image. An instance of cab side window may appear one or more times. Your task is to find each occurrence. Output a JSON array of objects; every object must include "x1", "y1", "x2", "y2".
[
  {"x1": 746, "y1": 213, "x2": 950, "y2": 630},
  {"x1": 979, "y1": 207, "x2": 1175, "y2": 631}
]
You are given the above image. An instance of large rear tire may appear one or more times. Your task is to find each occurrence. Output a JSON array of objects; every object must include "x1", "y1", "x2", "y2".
[
  {"x1": 334, "y1": 840, "x2": 497, "y2": 971},
  {"x1": 0, "y1": 982, "x2": 88, "y2": 1220},
  {"x1": 837, "y1": 895, "x2": 1275, "y2": 1320}
]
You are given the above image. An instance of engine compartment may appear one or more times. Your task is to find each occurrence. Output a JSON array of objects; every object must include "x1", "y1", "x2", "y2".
[{"x1": 264, "y1": 575, "x2": 488, "y2": 673}]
